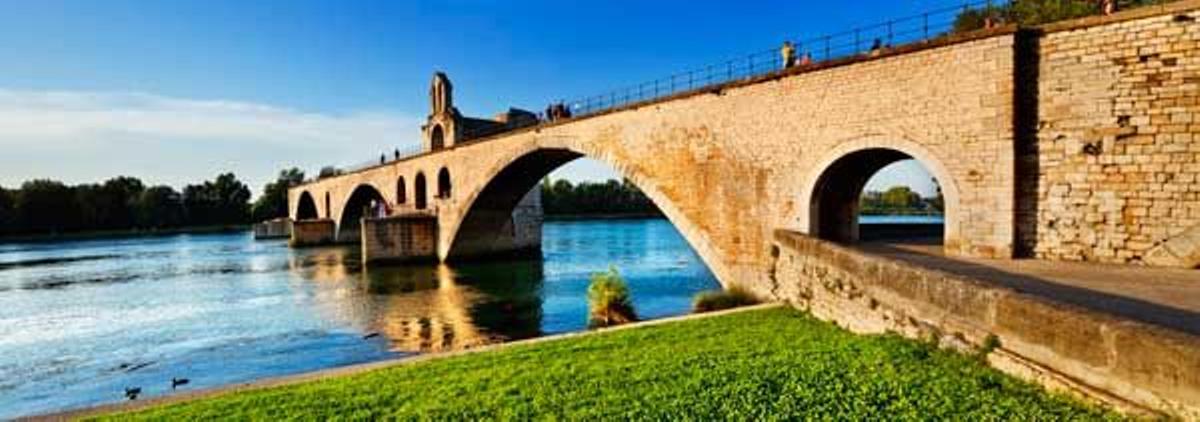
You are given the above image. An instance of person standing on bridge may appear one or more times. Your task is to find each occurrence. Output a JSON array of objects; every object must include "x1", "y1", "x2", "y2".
[
  {"x1": 780, "y1": 41, "x2": 797, "y2": 69},
  {"x1": 1100, "y1": 0, "x2": 1115, "y2": 15}
]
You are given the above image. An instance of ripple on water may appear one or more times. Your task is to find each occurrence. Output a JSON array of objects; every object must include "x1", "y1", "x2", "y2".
[{"x1": 0, "y1": 222, "x2": 719, "y2": 418}]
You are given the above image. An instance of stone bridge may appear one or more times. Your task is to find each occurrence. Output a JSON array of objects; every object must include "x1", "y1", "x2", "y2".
[{"x1": 289, "y1": 3, "x2": 1200, "y2": 416}]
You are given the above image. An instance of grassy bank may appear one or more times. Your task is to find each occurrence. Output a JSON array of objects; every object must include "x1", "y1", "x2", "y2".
[{"x1": 97, "y1": 307, "x2": 1118, "y2": 420}]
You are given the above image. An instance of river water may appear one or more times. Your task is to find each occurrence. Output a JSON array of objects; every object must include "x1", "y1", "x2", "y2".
[{"x1": 0, "y1": 218, "x2": 719, "y2": 418}]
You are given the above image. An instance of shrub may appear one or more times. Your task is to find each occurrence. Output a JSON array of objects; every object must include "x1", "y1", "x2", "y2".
[
  {"x1": 587, "y1": 266, "x2": 637, "y2": 328},
  {"x1": 692, "y1": 287, "x2": 759, "y2": 313}
]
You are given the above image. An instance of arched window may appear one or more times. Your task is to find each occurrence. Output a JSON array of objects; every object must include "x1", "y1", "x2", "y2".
[
  {"x1": 430, "y1": 125, "x2": 445, "y2": 150},
  {"x1": 437, "y1": 167, "x2": 452, "y2": 199},
  {"x1": 324, "y1": 192, "x2": 331, "y2": 219},
  {"x1": 415, "y1": 172, "x2": 427, "y2": 210},
  {"x1": 397, "y1": 176, "x2": 407, "y2": 204}
]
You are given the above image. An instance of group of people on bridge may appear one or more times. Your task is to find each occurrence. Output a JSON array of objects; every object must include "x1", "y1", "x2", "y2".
[{"x1": 544, "y1": 102, "x2": 573, "y2": 122}]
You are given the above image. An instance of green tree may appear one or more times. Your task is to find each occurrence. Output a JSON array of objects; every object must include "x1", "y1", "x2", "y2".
[
  {"x1": 183, "y1": 173, "x2": 251, "y2": 226},
  {"x1": 100, "y1": 176, "x2": 145, "y2": 229},
  {"x1": 16, "y1": 180, "x2": 79, "y2": 234},
  {"x1": 881, "y1": 186, "x2": 921, "y2": 210},
  {"x1": 540, "y1": 177, "x2": 660, "y2": 216},
  {"x1": 0, "y1": 186, "x2": 13, "y2": 235},
  {"x1": 954, "y1": 0, "x2": 1172, "y2": 32},
  {"x1": 136, "y1": 186, "x2": 185, "y2": 229},
  {"x1": 252, "y1": 168, "x2": 305, "y2": 222}
]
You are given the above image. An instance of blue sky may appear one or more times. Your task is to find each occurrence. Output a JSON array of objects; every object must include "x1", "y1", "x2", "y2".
[{"x1": 0, "y1": 0, "x2": 952, "y2": 196}]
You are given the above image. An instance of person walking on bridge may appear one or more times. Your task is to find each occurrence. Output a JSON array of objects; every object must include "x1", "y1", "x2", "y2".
[{"x1": 780, "y1": 41, "x2": 797, "y2": 69}]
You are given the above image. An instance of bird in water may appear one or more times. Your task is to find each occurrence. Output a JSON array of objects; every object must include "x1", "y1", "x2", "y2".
[
  {"x1": 362, "y1": 332, "x2": 380, "y2": 340},
  {"x1": 124, "y1": 387, "x2": 141, "y2": 400},
  {"x1": 171, "y1": 377, "x2": 190, "y2": 390}
]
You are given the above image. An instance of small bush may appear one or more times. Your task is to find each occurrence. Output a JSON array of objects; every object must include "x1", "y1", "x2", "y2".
[
  {"x1": 692, "y1": 287, "x2": 759, "y2": 313},
  {"x1": 587, "y1": 266, "x2": 637, "y2": 328}
]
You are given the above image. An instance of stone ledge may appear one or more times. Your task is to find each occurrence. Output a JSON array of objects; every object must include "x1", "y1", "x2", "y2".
[{"x1": 771, "y1": 229, "x2": 1200, "y2": 419}]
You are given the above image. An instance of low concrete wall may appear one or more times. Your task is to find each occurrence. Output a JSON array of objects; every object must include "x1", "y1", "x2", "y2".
[
  {"x1": 290, "y1": 219, "x2": 335, "y2": 247},
  {"x1": 769, "y1": 230, "x2": 1200, "y2": 419},
  {"x1": 253, "y1": 218, "x2": 292, "y2": 240},
  {"x1": 361, "y1": 215, "x2": 438, "y2": 265}
]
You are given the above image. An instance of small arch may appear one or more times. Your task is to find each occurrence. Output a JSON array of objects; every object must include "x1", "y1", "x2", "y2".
[
  {"x1": 430, "y1": 125, "x2": 445, "y2": 150},
  {"x1": 296, "y1": 191, "x2": 319, "y2": 220},
  {"x1": 806, "y1": 146, "x2": 953, "y2": 247},
  {"x1": 397, "y1": 176, "x2": 408, "y2": 204},
  {"x1": 415, "y1": 172, "x2": 428, "y2": 210},
  {"x1": 437, "y1": 167, "x2": 452, "y2": 199}
]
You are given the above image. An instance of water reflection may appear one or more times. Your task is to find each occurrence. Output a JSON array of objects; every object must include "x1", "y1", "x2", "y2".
[
  {"x1": 0, "y1": 219, "x2": 718, "y2": 418},
  {"x1": 289, "y1": 248, "x2": 545, "y2": 353}
]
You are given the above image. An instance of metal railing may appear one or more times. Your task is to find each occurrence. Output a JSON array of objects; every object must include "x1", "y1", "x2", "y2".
[
  {"x1": 316, "y1": 0, "x2": 1176, "y2": 181},
  {"x1": 559, "y1": 0, "x2": 1011, "y2": 118}
]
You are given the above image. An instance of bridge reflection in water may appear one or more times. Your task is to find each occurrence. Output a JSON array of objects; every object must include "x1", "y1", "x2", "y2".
[{"x1": 288, "y1": 246, "x2": 543, "y2": 353}]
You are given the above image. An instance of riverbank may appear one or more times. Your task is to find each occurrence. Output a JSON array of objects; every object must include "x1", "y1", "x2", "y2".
[
  {"x1": 84, "y1": 306, "x2": 1115, "y2": 420},
  {"x1": 0, "y1": 224, "x2": 250, "y2": 244}
]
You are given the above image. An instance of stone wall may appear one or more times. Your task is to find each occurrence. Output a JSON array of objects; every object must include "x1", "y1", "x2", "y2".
[
  {"x1": 1028, "y1": 2, "x2": 1200, "y2": 266},
  {"x1": 290, "y1": 219, "x2": 335, "y2": 247},
  {"x1": 361, "y1": 215, "x2": 438, "y2": 264},
  {"x1": 770, "y1": 230, "x2": 1200, "y2": 419}
]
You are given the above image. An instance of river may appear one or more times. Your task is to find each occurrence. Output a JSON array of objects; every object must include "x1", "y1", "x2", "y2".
[{"x1": 0, "y1": 218, "x2": 720, "y2": 418}]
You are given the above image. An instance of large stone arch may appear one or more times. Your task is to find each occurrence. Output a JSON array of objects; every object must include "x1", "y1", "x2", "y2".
[
  {"x1": 295, "y1": 191, "x2": 319, "y2": 220},
  {"x1": 795, "y1": 135, "x2": 962, "y2": 253},
  {"x1": 440, "y1": 136, "x2": 733, "y2": 288},
  {"x1": 336, "y1": 183, "x2": 387, "y2": 243}
]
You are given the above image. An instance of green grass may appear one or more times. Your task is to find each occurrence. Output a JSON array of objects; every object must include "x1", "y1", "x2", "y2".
[{"x1": 98, "y1": 307, "x2": 1121, "y2": 420}]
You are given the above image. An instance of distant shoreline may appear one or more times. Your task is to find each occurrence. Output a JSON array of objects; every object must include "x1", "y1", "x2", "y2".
[{"x1": 0, "y1": 224, "x2": 251, "y2": 244}]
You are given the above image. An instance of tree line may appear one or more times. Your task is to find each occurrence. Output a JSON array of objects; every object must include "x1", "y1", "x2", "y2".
[
  {"x1": 0, "y1": 169, "x2": 304, "y2": 237},
  {"x1": 860, "y1": 186, "x2": 944, "y2": 216},
  {"x1": 541, "y1": 178, "x2": 661, "y2": 217},
  {"x1": 954, "y1": 0, "x2": 1171, "y2": 32}
]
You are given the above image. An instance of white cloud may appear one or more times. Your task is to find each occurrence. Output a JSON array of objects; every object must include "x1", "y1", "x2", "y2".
[{"x1": 0, "y1": 89, "x2": 422, "y2": 193}]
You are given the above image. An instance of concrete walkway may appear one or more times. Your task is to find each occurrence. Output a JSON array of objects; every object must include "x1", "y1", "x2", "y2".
[{"x1": 858, "y1": 240, "x2": 1200, "y2": 336}]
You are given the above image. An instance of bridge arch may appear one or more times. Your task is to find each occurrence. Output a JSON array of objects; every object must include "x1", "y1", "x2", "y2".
[
  {"x1": 336, "y1": 183, "x2": 386, "y2": 243},
  {"x1": 797, "y1": 136, "x2": 961, "y2": 249},
  {"x1": 295, "y1": 191, "x2": 319, "y2": 220},
  {"x1": 441, "y1": 139, "x2": 730, "y2": 287}
]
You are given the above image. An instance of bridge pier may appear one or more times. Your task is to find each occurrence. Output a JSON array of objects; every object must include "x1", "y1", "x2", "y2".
[
  {"x1": 443, "y1": 187, "x2": 543, "y2": 261},
  {"x1": 290, "y1": 219, "x2": 335, "y2": 247},
  {"x1": 361, "y1": 214, "x2": 439, "y2": 265}
]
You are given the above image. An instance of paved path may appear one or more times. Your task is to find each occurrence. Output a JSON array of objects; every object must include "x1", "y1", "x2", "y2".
[{"x1": 858, "y1": 240, "x2": 1200, "y2": 335}]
